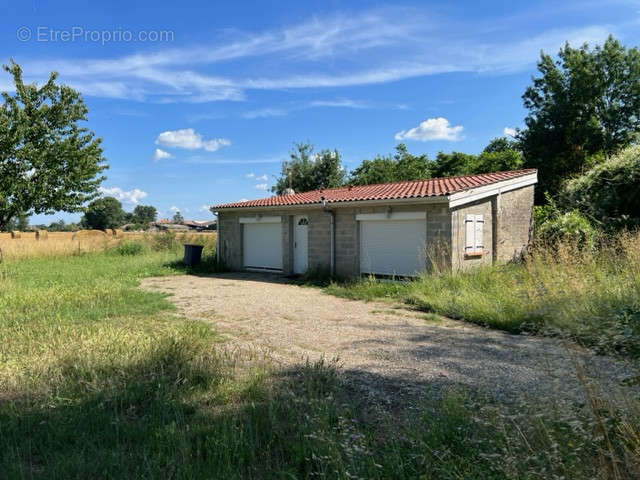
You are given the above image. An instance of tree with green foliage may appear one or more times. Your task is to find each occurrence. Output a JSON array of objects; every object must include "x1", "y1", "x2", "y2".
[
  {"x1": 132, "y1": 205, "x2": 157, "y2": 225},
  {"x1": 349, "y1": 144, "x2": 430, "y2": 185},
  {"x1": 473, "y1": 138, "x2": 524, "y2": 173},
  {"x1": 81, "y1": 197, "x2": 125, "y2": 230},
  {"x1": 172, "y1": 211, "x2": 184, "y2": 224},
  {"x1": 0, "y1": 60, "x2": 107, "y2": 230},
  {"x1": 348, "y1": 155, "x2": 396, "y2": 185},
  {"x1": 6, "y1": 213, "x2": 29, "y2": 231},
  {"x1": 520, "y1": 36, "x2": 640, "y2": 201},
  {"x1": 46, "y1": 219, "x2": 77, "y2": 232},
  {"x1": 482, "y1": 137, "x2": 520, "y2": 154},
  {"x1": 272, "y1": 143, "x2": 345, "y2": 194},
  {"x1": 429, "y1": 151, "x2": 476, "y2": 178}
]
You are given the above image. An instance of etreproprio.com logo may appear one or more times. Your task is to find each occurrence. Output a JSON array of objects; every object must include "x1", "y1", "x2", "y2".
[{"x1": 17, "y1": 26, "x2": 174, "y2": 45}]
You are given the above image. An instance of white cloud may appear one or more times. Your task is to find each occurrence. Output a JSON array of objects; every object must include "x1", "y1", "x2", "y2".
[
  {"x1": 242, "y1": 99, "x2": 369, "y2": 119},
  {"x1": 169, "y1": 206, "x2": 180, "y2": 212},
  {"x1": 199, "y1": 204, "x2": 211, "y2": 212},
  {"x1": 395, "y1": 117, "x2": 463, "y2": 142},
  {"x1": 245, "y1": 173, "x2": 268, "y2": 181},
  {"x1": 255, "y1": 183, "x2": 269, "y2": 191},
  {"x1": 503, "y1": 127, "x2": 517, "y2": 137},
  {"x1": 307, "y1": 98, "x2": 369, "y2": 109},
  {"x1": 155, "y1": 128, "x2": 231, "y2": 152},
  {"x1": 99, "y1": 187, "x2": 148, "y2": 204},
  {"x1": 242, "y1": 108, "x2": 288, "y2": 119},
  {"x1": 152, "y1": 148, "x2": 174, "y2": 161},
  {"x1": 238, "y1": 198, "x2": 249, "y2": 202}
]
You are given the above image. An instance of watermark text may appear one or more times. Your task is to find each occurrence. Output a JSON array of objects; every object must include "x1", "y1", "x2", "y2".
[{"x1": 17, "y1": 26, "x2": 174, "y2": 44}]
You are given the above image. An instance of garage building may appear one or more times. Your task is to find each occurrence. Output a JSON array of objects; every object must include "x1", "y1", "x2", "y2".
[{"x1": 211, "y1": 169, "x2": 537, "y2": 277}]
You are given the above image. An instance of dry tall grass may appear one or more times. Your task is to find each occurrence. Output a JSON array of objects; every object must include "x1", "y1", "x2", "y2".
[{"x1": 0, "y1": 231, "x2": 216, "y2": 261}]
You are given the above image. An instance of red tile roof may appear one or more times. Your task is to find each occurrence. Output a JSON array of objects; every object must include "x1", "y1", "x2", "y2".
[{"x1": 212, "y1": 169, "x2": 537, "y2": 209}]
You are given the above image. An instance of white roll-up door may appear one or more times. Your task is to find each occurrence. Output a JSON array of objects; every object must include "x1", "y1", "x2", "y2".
[
  {"x1": 359, "y1": 215, "x2": 426, "y2": 276},
  {"x1": 242, "y1": 219, "x2": 283, "y2": 271}
]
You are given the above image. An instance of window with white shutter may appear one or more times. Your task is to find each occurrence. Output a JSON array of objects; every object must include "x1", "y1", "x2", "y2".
[{"x1": 464, "y1": 214, "x2": 484, "y2": 256}]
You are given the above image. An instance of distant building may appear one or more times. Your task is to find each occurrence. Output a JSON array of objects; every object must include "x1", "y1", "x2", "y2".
[
  {"x1": 151, "y1": 219, "x2": 216, "y2": 232},
  {"x1": 182, "y1": 220, "x2": 217, "y2": 231}
]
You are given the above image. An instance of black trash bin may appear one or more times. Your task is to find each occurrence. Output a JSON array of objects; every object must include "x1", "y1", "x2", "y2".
[{"x1": 183, "y1": 244, "x2": 204, "y2": 266}]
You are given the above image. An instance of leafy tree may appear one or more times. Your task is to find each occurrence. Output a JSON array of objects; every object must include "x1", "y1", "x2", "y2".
[
  {"x1": 0, "y1": 60, "x2": 107, "y2": 230},
  {"x1": 473, "y1": 148, "x2": 524, "y2": 175},
  {"x1": 132, "y1": 205, "x2": 157, "y2": 225},
  {"x1": 393, "y1": 144, "x2": 431, "y2": 181},
  {"x1": 6, "y1": 213, "x2": 29, "y2": 231},
  {"x1": 47, "y1": 219, "x2": 67, "y2": 232},
  {"x1": 348, "y1": 155, "x2": 396, "y2": 185},
  {"x1": 350, "y1": 144, "x2": 430, "y2": 185},
  {"x1": 81, "y1": 197, "x2": 125, "y2": 230},
  {"x1": 520, "y1": 36, "x2": 640, "y2": 201},
  {"x1": 429, "y1": 152, "x2": 476, "y2": 178},
  {"x1": 482, "y1": 137, "x2": 520, "y2": 154},
  {"x1": 46, "y1": 219, "x2": 78, "y2": 232},
  {"x1": 172, "y1": 211, "x2": 184, "y2": 224},
  {"x1": 272, "y1": 143, "x2": 345, "y2": 194}
]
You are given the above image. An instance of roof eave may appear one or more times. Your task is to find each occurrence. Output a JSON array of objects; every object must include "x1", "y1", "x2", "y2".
[
  {"x1": 448, "y1": 172, "x2": 538, "y2": 208},
  {"x1": 212, "y1": 195, "x2": 450, "y2": 212},
  {"x1": 212, "y1": 170, "x2": 538, "y2": 212}
]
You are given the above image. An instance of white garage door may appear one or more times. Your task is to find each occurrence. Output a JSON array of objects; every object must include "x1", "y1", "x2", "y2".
[
  {"x1": 359, "y1": 216, "x2": 426, "y2": 276},
  {"x1": 242, "y1": 220, "x2": 283, "y2": 271}
]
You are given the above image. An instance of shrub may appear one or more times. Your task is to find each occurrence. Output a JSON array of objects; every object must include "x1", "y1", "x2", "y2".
[
  {"x1": 115, "y1": 241, "x2": 147, "y2": 256},
  {"x1": 534, "y1": 193, "x2": 598, "y2": 249},
  {"x1": 150, "y1": 231, "x2": 179, "y2": 251},
  {"x1": 537, "y1": 210, "x2": 598, "y2": 249},
  {"x1": 560, "y1": 145, "x2": 640, "y2": 231}
]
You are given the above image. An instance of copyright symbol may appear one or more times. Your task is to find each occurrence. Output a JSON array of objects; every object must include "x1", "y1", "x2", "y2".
[{"x1": 16, "y1": 26, "x2": 31, "y2": 42}]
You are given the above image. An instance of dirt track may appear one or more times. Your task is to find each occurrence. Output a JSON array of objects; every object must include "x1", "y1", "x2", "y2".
[{"x1": 141, "y1": 272, "x2": 636, "y2": 404}]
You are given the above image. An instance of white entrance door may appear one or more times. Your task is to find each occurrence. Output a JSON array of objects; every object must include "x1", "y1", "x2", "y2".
[
  {"x1": 293, "y1": 215, "x2": 309, "y2": 274},
  {"x1": 242, "y1": 220, "x2": 283, "y2": 271},
  {"x1": 359, "y1": 218, "x2": 426, "y2": 276}
]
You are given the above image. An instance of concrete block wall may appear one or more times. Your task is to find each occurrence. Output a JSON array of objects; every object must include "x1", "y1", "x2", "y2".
[
  {"x1": 218, "y1": 187, "x2": 533, "y2": 277},
  {"x1": 332, "y1": 203, "x2": 452, "y2": 278},
  {"x1": 495, "y1": 185, "x2": 534, "y2": 262},
  {"x1": 307, "y1": 211, "x2": 332, "y2": 272},
  {"x1": 282, "y1": 215, "x2": 292, "y2": 273},
  {"x1": 217, "y1": 211, "x2": 242, "y2": 269},
  {"x1": 217, "y1": 210, "x2": 295, "y2": 272},
  {"x1": 334, "y1": 209, "x2": 359, "y2": 278},
  {"x1": 426, "y1": 204, "x2": 452, "y2": 271},
  {"x1": 450, "y1": 198, "x2": 493, "y2": 271}
]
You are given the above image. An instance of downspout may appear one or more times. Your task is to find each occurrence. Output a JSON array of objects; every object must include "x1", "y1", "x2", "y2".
[
  {"x1": 321, "y1": 197, "x2": 335, "y2": 277},
  {"x1": 215, "y1": 212, "x2": 220, "y2": 264}
]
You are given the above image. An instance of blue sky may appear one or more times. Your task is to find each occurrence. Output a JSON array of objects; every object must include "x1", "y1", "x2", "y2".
[{"x1": 2, "y1": 0, "x2": 639, "y2": 224}]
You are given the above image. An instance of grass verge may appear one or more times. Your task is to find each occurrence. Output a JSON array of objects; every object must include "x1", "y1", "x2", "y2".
[{"x1": 327, "y1": 232, "x2": 640, "y2": 358}]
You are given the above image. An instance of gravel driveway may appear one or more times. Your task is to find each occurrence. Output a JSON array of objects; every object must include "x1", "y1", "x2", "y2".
[{"x1": 141, "y1": 273, "x2": 636, "y2": 405}]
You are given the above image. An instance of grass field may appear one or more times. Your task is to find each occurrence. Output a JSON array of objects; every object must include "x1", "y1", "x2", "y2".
[{"x1": 0, "y1": 236, "x2": 639, "y2": 478}]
